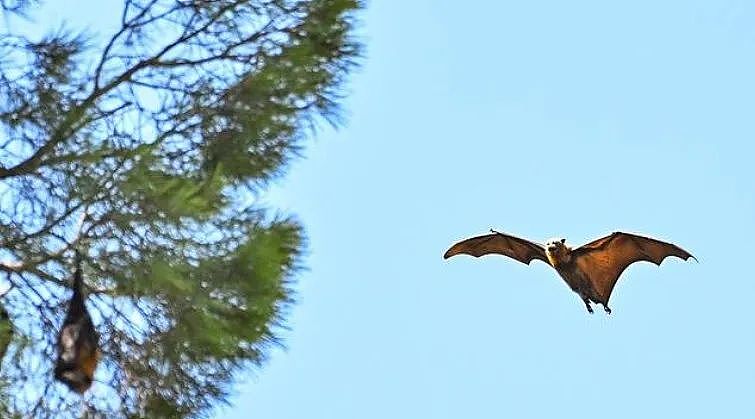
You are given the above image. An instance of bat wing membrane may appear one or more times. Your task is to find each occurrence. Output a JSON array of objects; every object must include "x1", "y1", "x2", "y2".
[
  {"x1": 443, "y1": 231, "x2": 549, "y2": 265},
  {"x1": 572, "y1": 232, "x2": 695, "y2": 303}
]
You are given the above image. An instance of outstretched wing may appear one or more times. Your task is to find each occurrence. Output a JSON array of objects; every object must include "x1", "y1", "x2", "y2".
[
  {"x1": 443, "y1": 230, "x2": 548, "y2": 265},
  {"x1": 572, "y1": 232, "x2": 696, "y2": 303}
]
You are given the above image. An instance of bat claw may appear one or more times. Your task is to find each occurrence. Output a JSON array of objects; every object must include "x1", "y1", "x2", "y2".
[{"x1": 583, "y1": 298, "x2": 594, "y2": 314}]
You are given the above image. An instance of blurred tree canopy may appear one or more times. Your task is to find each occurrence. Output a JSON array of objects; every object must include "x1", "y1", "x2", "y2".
[{"x1": 0, "y1": 0, "x2": 362, "y2": 416}]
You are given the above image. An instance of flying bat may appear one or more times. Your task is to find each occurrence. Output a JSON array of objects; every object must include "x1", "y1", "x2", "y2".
[{"x1": 443, "y1": 230, "x2": 696, "y2": 314}]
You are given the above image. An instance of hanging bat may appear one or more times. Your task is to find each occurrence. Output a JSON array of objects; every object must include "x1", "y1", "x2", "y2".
[
  {"x1": 54, "y1": 250, "x2": 100, "y2": 393},
  {"x1": 0, "y1": 302, "x2": 13, "y2": 369},
  {"x1": 444, "y1": 229, "x2": 696, "y2": 314}
]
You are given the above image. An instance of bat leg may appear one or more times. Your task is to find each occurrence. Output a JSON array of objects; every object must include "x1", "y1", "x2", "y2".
[
  {"x1": 601, "y1": 303, "x2": 612, "y2": 315},
  {"x1": 582, "y1": 298, "x2": 594, "y2": 314}
]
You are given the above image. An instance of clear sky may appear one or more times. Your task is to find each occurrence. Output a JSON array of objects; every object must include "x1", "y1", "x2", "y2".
[
  {"x1": 225, "y1": 1, "x2": 755, "y2": 418},
  {"x1": 14, "y1": 1, "x2": 755, "y2": 418}
]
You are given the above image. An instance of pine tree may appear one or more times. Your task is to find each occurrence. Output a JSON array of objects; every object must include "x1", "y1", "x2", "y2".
[{"x1": 0, "y1": 0, "x2": 362, "y2": 416}]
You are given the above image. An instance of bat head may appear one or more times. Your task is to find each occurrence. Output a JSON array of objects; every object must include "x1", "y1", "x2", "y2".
[
  {"x1": 545, "y1": 238, "x2": 571, "y2": 265},
  {"x1": 545, "y1": 238, "x2": 567, "y2": 250}
]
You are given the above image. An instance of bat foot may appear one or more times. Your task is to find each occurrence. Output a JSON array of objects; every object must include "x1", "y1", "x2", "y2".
[
  {"x1": 582, "y1": 298, "x2": 594, "y2": 314},
  {"x1": 603, "y1": 305, "x2": 612, "y2": 315}
]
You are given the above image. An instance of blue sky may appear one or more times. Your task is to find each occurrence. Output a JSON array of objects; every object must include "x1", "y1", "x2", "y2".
[
  {"x1": 14, "y1": 1, "x2": 755, "y2": 418},
  {"x1": 225, "y1": 1, "x2": 755, "y2": 418}
]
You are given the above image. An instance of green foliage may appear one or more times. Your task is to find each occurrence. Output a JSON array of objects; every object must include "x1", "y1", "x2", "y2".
[
  {"x1": 122, "y1": 158, "x2": 226, "y2": 221},
  {"x1": 0, "y1": 0, "x2": 362, "y2": 417}
]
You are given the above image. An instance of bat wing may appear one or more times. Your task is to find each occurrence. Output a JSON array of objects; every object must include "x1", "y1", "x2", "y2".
[
  {"x1": 572, "y1": 232, "x2": 696, "y2": 303},
  {"x1": 443, "y1": 230, "x2": 549, "y2": 265}
]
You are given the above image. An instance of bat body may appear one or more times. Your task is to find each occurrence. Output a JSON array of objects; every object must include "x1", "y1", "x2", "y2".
[
  {"x1": 0, "y1": 303, "x2": 12, "y2": 369},
  {"x1": 444, "y1": 230, "x2": 695, "y2": 314},
  {"x1": 55, "y1": 251, "x2": 100, "y2": 393}
]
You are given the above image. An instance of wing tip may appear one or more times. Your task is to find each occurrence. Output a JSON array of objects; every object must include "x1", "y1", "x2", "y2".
[
  {"x1": 661, "y1": 249, "x2": 697, "y2": 265},
  {"x1": 617, "y1": 231, "x2": 698, "y2": 264},
  {"x1": 443, "y1": 247, "x2": 465, "y2": 259}
]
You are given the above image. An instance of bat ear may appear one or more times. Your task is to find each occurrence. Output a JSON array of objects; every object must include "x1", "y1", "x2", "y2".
[{"x1": 560, "y1": 238, "x2": 566, "y2": 243}]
